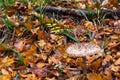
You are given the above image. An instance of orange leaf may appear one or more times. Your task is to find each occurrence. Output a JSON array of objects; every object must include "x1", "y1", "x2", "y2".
[
  {"x1": 37, "y1": 29, "x2": 50, "y2": 41},
  {"x1": 88, "y1": 58, "x2": 102, "y2": 71},
  {"x1": 22, "y1": 45, "x2": 37, "y2": 57},
  {"x1": 25, "y1": 23, "x2": 32, "y2": 30},
  {"x1": 0, "y1": 46, "x2": 4, "y2": 51},
  {"x1": 36, "y1": 62, "x2": 47, "y2": 68},
  {"x1": 114, "y1": 72, "x2": 120, "y2": 77},
  {"x1": 0, "y1": 57, "x2": 14, "y2": 69},
  {"x1": 48, "y1": 56, "x2": 60, "y2": 64},
  {"x1": 87, "y1": 72, "x2": 102, "y2": 80},
  {"x1": 110, "y1": 0, "x2": 118, "y2": 6},
  {"x1": 0, "y1": 74, "x2": 11, "y2": 80},
  {"x1": 6, "y1": 9, "x2": 15, "y2": 15},
  {"x1": 15, "y1": 27, "x2": 24, "y2": 36}
]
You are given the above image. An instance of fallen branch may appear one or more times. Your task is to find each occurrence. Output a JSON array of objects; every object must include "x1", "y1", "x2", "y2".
[{"x1": 35, "y1": 6, "x2": 120, "y2": 19}]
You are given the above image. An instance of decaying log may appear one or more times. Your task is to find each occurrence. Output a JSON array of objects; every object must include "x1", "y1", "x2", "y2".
[{"x1": 35, "y1": 6, "x2": 120, "y2": 19}]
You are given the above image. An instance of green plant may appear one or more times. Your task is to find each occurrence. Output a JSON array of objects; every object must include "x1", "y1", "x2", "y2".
[
  {"x1": 44, "y1": 0, "x2": 51, "y2": 4},
  {"x1": 0, "y1": 35, "x2": 7, "y2": 44},
  {"x1": 1, "y1": 44, "x2": 24, "y2": 65},
  {"x1": 88, "y1": 9, "x2": 107, "y2": 25},
  {"x1": 1, "y1": 15, "x2": 14, "y2": 32},
  {"x1": 30, "y1": 0, "x2": 36, "y2": 4},
  {"x1": 39, "y1": 0, "x2": 44, "y2": 14},
  {"x1": 79, "y1": 8, "x2": 108, "y2": 26},
  {"x1": 0, "y1": 0, "x2": 16, "y2": 9},
  {"x1": 20, "y1": 0, "x2": 28, "y2": 5},
  {"x1": 62, "y1": 29, "x2": 80, "y2": 42},
  {"x1": 118, "y1": 0, "x2": 120, "y2": 2},
  {"x1": 79, "y1": 10, "x2": 89, "y2": 21},
  {"x1": 45, "y1": 22, "x2": 79, "y2": 42},
  {"x1": 101, "y1": 37, "x2": 110, "y2": 55},
  {"x1": 87, "y1": 29, "x2": 92, "y2": 40}
]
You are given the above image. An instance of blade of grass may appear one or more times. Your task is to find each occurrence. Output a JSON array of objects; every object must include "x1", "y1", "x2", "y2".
[
  {"x1": 79, "y1": 10, "x2": 89, "y2": 21},
  {"x1": 62, "y1": 29, "x2": 80, "y2": 42},
  {"x1": 0, "y1": 35, "x2": 7, "y2": 44},
  {"x1": 87, "y1": 29, "x2": 92, "y2": 40},
  {"x1": 1, "y1": 16, "x2": 14, "y2": 32},
  {"x1": 101, "y1": 37, "x2": 110, "y2": 56},
  {"x1": 101, "y1": 11, "x2": 110, "y2": 25},
  {"x1": 10, "y1": 48, "x2": 24, "y2": 65},
  {"x1": 1, "y1": 44, "x2": 24, "y2": 65},
  {"x1": 0, "y1": 0, "x2": 15, "y2": 9}
]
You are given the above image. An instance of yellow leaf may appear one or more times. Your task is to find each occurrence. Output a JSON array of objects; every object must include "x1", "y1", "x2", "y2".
[
  {"x1": 2, "y1": 57, "x2": 14, "y2": 66},
  {"x1": 0, "y1": 74, "x2": 11, "y2": 80},
  {"x1": 0, "y1": 57, "x2": 14, "y2": 69}
]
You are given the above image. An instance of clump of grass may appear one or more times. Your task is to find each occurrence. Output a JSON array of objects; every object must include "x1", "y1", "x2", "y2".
[
  {"x1": 0, "y1": 0, "x2": 16, "y2": 9},
  {"x1": 79, "y1": 8, "x2": 107, "y2": 26},
  {"x1": 1, "y1": 15, "x2": 14, "y2": 32}
]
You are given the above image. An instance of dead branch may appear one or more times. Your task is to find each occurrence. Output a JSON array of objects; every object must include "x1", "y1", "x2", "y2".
[{"x1": 35, "y1": 6, "x2": 120, "y2": 19}]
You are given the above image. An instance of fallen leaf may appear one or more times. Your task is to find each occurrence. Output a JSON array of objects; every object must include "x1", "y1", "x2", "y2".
[
  {"x1": 30, "y1": 67, "x2": 47, "y2": 77},
  {"x1": 87, "y1": 72, "x2": 102, "y2": 80},
  {"x1": 37, "y1": 29, "x2": 50, "y2": 41},
  {"x1": 22, "y1": 45, "x2": 37, "y2": 57},
  {"x1": 85, "y1": 21, "x2": 95, "y2": 31},
  {"x1": 25, "y1": 23, "x2": 32, "y2": 31},
  {"x1": 14, "y1": 39, "x2": 25, "y2": 51},
  {"x1": 114, "y1": 58, "x2": 120, "y2": 66},
  {"x1": 15, "y1": 27, "x2": 24, "y2": 36},
  {"x1": 110, "y1": 35, "x2": 119, "y2": 40},
  {"x1": 45, "y1": 77, "x2": 56, "y2": 80},
  {"x1": 115, "y1": 52, "x2": 120, "y2": 58},
  {"x1": 88, "y1": 58, "x2": 102, "y2": 71},
  {"x1": 37, "y1": 40, "x2": 46, "y2": 47},
  {"x1": 114, "y1": 72, "x2": 120, "y2": 77},
  {"x1": 1, "y1": 68, "x2": 9, "y2": 75},
  {"x1": 102, "y1": 54, "x2": 112, "y2": 65},
  {"x1": 66, "y1": 75, "x2": 83, "y2": 80},
  {"x1": 110, "y1": 65, "x2": 120, "y2": 72},
  {"x1": 100, "y1": 68, "x2": 113, "y2": 80},
  {"x1": 0, "y1": 57, "x2": 14, "y2": 69},
  {"x1": 6, "y1": 9, "x2": 15, "y2": 15},
  {"x1": 0, "y1": 46, "x2": 4, "y2": 51},
  {"x1": 48, "y1": 56, "x2": 60, "y2": 64},
  {"x1": 0, "y1": 74, "x2": 11, "y2": 80},
  {"x1": 36, "y1": 62, "x2": 47, "y2": 68}
]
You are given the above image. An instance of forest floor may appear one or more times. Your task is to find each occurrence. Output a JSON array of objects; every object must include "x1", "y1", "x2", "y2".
[{"x1": 0, "y1": 0, "x2": 120, "y2": 80}]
